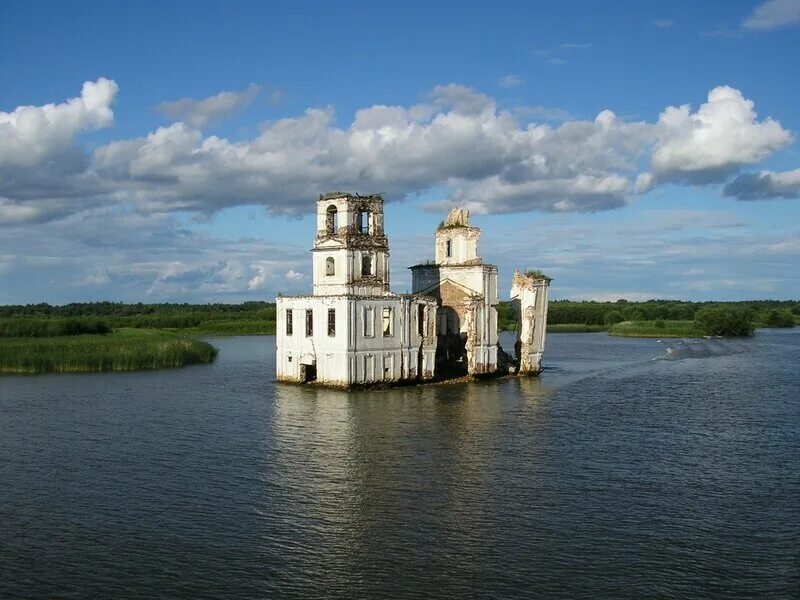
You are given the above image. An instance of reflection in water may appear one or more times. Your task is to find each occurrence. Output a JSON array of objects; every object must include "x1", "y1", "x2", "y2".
[
  {"x1": 1, "y1": 332, "x2": 798, "y2": 598},
  {"x1": 271, "y1": 378, "x2": 558, "y2": 592}
]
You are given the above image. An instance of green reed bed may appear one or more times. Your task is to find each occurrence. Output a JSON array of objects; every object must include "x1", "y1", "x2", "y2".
[
  {"x1": 0, "y1": 329, "x2": 217, "y2": 374},
  {"x1": 607, "y1": 320, "x2": 705, "y2": 338}
]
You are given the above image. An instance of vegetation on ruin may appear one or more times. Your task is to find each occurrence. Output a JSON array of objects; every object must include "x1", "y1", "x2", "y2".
[
  {"x1": 0, "y1": 329, "x2": 217, "y2": 375},
  {"x1": 522, "y1": 269, "x2": 552, "y2": 282}
]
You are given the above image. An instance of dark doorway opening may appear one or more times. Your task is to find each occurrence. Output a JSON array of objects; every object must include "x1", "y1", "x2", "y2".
[
  {"x1": 300, "y1": 363, "x2": 317, "y2": 383},
  {"x1": 435, "y1": 306, "x2": 467, "y2": 377}
]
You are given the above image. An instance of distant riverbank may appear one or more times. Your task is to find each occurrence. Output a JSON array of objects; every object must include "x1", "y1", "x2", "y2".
[
  {"x1": 0, "y1": 300, "x2": 795, "y2": 374},
  {"x1": 0, "y1": 329, "x2": 217, "y2": 375},
  {"x1": 607, "y1": 320, "x2": 704, "y2": 338}
]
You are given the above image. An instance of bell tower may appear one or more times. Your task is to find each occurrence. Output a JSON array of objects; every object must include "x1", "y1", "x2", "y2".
[
  {"x1": 434, "y1": 208, "x2": 481, "y2": 265},
  {"x1": 312, "y1": 192, "x2": 391, "y2": 296}
]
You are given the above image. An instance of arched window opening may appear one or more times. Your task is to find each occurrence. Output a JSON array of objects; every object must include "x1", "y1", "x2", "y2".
[
  {"x1": 326, "y1": 205, "x2": 338, "y2": 234},
  {"x1": 325, "y1": 256, "x2": 335, "y2": 276},
  {"x1": 362, "y1": 255, "x2": 372, "y2": 276},
  {"x1": 358, "y1": 208, "x2": 370, "y2": 234}
]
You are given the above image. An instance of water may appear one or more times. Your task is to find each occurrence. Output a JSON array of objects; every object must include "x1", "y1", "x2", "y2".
[{"x1": 1, "y1": 331, "x2": 798, "y2": 599}]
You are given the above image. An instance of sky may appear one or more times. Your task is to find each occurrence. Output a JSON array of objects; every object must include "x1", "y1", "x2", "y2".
[{"x1": 1, "y1": 0, "x2": 799, "y2": 305}]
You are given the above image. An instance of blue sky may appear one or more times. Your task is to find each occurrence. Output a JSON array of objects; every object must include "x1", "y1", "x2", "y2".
[{"x1": 1, "y1": 0, "x2": 799, "y2": 304}]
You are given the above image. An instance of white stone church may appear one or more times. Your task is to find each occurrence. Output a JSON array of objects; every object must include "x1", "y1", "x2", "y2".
[{"x1": 275, "y1": 192, "x2": 549, "y2": 387}]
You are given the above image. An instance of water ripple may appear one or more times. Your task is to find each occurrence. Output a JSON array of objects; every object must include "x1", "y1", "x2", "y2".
[{"x1": 1, "y1": 331, "x2": 799, "y2": 598}]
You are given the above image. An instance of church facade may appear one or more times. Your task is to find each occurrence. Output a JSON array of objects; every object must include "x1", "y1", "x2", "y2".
[
  {"x1": 275, "y1": 193, "x2": 437, "y2": 386},
  {"x1": 275, "y1": 192, "x2": 549, "y2": 388}
]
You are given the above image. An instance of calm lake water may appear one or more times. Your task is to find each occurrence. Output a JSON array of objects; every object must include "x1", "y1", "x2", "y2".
[{"x1": 1, "y1": 331, "x2": 798, "y2": 599}]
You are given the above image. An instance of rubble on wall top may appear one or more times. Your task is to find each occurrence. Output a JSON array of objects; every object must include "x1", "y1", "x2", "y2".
[
  {"x1": 514, "y1": 269, "x2": 553, "y2": 284},
  {"x1": 319, "y1": 191, "x2": 383, "y2": 202},
  {"x1": 437, "y1": 207, "x2": 472, "y2": 230}
]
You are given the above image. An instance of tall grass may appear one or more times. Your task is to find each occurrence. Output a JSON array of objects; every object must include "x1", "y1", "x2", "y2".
[
  {"x1": 0, "y1": 330, "x2": 217, "y2": 374},
  {"x1": 608, "y1": 320, "x2": 705, "y2": 338},
  {"x1": 0, "y1": 318, "x2": 111, "y2": 337}
]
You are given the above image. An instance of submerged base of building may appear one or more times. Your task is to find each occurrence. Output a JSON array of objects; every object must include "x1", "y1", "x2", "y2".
[{"x1": 276, "y1": 345, "x2": 544, "y2": 390}]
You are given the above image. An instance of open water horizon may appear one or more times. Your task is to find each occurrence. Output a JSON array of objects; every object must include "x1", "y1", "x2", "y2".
[{"x1": 1, "y1": 330, "x2": 798, "y2": 598}]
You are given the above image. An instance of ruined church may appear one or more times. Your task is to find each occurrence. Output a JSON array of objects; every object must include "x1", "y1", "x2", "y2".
[{"x1": 275, "y1": 192, "x2": 549, "y2": 387}]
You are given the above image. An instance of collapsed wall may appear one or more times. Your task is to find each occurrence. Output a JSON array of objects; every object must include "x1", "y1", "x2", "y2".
[{"x1": 510, "y1": 271, "x2": 550, "y2": 375}]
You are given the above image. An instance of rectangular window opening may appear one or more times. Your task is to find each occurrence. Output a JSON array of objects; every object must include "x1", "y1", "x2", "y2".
[
  {"x1": 327, "y1": 308, "x2": 336, "y2": 337},
  {"x1": 446, "y1": 240, "x2": 452, "y2": 257},
  {"x1": 417, "y1": 304, "x2": 425, "y2": 336},
  {"x1": 359, "y1": 210, "x2": 370, "y2": 234},
  {"x1": 286, "y1": 309, "x2": 293, "y2": 335},
  {"x1": 382, "y1": 307, "x2": 393, "y2": 337},
  {"x1": 305, "y1": 309, "x2": 313, "y2": 337}
]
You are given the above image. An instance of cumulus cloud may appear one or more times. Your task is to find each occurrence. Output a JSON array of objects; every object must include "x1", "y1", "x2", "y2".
[
  {"x1": 723, "y1": 168, "x2": 800, "y2": 200},
  {"x1": 0, "y1": 77, "x2": 118, "y2": 167},
  {"x1": 0, "y1": 78, "x2": 797, "y2": 225},
  {"x1": 0, "y1": 78, "x2": 119, "y2": 225},
  {"x1": 285, "y1": 269, "x2": 304, "y2": 280},
  {"x1": 645, "y1": 85, "x2": 792, "y2": 185},
  {"x1": 0, "y1": 205, "x2": 310, "y2": 303},
  {"x1": 156, "y1": 84, "x2": 261, "y2": 128},
  {"x1": 742, "y1": 0, "x2": 800, "y2": 30}
]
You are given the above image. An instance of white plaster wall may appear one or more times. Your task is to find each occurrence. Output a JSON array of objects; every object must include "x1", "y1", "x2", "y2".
[
  {"x1": 277, "y1": 294, "x2": 436, "y2": 386},
  {"x1": 312, "y1": 248, "x2": 390, "y2": 296},
  {"x1": 276, "y1": 296, "x2": 350, "y2": 385},
  {"x1": 510, "y1": 278, "x2": 550, "y2": 373},
  {"x1": 434, "y1": 227, "x2": 480, "y2": 265},
  {"x1": 316, "y1": 196, "x2": 352, "y2": 234}
]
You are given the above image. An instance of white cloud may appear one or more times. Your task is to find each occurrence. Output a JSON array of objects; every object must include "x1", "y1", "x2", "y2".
[
  {"x1": 723, "y1": 168, "x2": 800, "y2": 200},
  {"x1": 499, "y1": 75, "x2": 524, "y2": 88},
  {"x1": 742, "y1": 0, "x2": 800, "y2": 30},
  {"x1": 647, "y1": 85, "x2": 792, "y2": 185},
  {"x1": 0, "y1": 78, "x2": 119, "y2": 224},
  {"x1": 0, "y1": 77, "x2": 118, "y2": 167},
  {"x1": 432, "y1": 173, "x2": 632, "y2": 215},
  {"x1": 156, "y1": 84, "x2": 261, "y2": 128},
  {"x1": 0, "y1": 79, "x2": 797, "y2": 226},
  {"x1": 285, "y1": 269, "x2": 304, "y2": 280},
  {"x1": 512, "y1": 105, "x2": 574, "y2": 122}
]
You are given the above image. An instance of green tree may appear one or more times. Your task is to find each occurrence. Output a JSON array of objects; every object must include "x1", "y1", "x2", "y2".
[
  {"x1": 764, "y1": 309, "x2": 795, "y2": 328},
  {"x1": 694, "y1": 307, "x2": 755, "y2": 336},
  {"x1": 604, "y1": 310, "x2": 623, "y2": 325}
]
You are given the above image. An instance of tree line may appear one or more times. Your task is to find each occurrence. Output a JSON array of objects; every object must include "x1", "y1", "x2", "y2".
[{"x1": 0, "y1": 298, "x2": 796, "y2": 338}]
